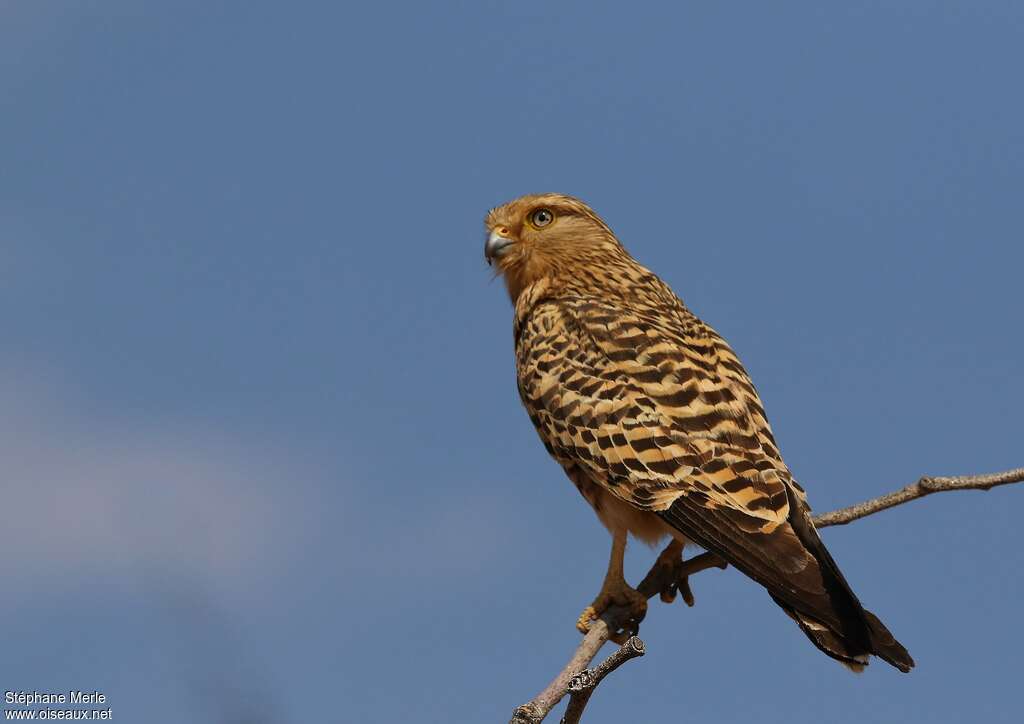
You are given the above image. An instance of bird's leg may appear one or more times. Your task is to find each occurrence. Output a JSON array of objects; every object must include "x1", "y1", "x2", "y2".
[
  {"x1": 646, "y1": 539, "x2": 696, "y2": 607},
  {"x1": 576, "y1": 528, "x2": 647, "y2": 641}
]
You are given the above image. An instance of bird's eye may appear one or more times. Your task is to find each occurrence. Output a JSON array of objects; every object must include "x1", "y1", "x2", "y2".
[{"x1": 530, "y1": 208, "x2": 554, "y2": 228}]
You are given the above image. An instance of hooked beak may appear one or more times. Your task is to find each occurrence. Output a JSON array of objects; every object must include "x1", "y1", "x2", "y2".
[{"x1": 485, "y1": 229, "x2": 516, "y2": 265}]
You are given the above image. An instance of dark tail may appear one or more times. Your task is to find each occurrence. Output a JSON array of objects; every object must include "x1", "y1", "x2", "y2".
[
  {"x1": 771, "y1": 594, "x2": 913, "y2": 672},
  {"x1": 781, "y1": 486, "x2": 915, "y2": 672},
  {"x1": 658, "y1": 483, "x2": 914, "y2": 672}
]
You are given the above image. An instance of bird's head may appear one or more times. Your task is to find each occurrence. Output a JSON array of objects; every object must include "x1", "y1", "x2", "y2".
[{"x1": 484, "y1": 193, "x2": 624, "y2": 302}]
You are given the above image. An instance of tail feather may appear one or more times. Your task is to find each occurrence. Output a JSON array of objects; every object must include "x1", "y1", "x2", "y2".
[
  {"x1": 775, "y1": 484, "x2": 915, "y2": 673},
  {"x1": 771, "y1": 595, "x2": 870, "y2": 672},
  {"x1": 863, "y1": 609, "x2": 915, "y2": 672},
  {"x1": 658, "y1": 483, "x2": 914, "y2": 672},
  {"x1": 772, "y1": 596, "x2": 913, "y2": 672}
]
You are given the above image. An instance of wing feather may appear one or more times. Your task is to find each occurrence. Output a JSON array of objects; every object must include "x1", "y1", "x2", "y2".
[
  {"x1": 517, "y1": 292, "x2": 912, "y2": 671},
  {"x1": 519, "y1": 296, "x2": 790, "y2": 527}
]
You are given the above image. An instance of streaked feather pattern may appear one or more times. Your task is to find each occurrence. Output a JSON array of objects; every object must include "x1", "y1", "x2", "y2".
[{"x1": 487, "y1": 193, "x2": 913, "y2": 672}]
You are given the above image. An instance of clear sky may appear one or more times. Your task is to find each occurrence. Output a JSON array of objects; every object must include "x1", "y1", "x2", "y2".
[{"x1": 2, "y1": 2, "x2": 1022, "y2": 723}]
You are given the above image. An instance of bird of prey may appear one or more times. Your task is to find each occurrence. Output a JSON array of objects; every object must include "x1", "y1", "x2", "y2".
[{"x1": 484, "y1": 192, "x2": 913, "y2": 672}]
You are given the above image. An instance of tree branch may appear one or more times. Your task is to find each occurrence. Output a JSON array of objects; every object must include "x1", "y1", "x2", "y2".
[
  {"x1": 560, "y1": 636, "x2": 645, "y2": 724},
  {"x1": 509, "y1": 620, "x2": 617, "y2": 724},
  {"x1": 509, "y1": 467, "x2": 1024, "y2": 723},
  {"x1": 810, "y1": 468, "x2": 1024, "y2": 527}
]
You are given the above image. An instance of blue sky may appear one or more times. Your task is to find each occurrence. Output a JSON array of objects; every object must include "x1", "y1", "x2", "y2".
[{"x1": 1, "y1": 2, "x2": 1022, "y2": 722}]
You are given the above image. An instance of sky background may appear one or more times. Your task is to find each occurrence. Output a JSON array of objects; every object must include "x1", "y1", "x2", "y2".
[{"x1": 1, "y1": 2, "x2": 1022, "y2": 723}]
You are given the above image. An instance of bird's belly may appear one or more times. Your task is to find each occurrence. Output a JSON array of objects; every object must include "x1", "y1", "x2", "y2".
[{"x1": 576, "y1": 476, "x2": 683, "y2": 547}]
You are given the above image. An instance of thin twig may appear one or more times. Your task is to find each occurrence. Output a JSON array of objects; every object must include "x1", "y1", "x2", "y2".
[
  {"x1": 509, "y1": 618, "x2": 615, "y2": 724},
  {"x1": 811, "y1": 468, "x2": 1024, "y2": 527},
  {"x1": 560, "y1": 637, "x2": 645, "y2": 724},
  {"x1": 509, "y1": 467, "x2": 1023, "y2": 723}
]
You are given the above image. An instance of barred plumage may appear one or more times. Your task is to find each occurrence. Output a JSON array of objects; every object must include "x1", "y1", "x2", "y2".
[{"x1": 485, "y1": 193, "x2": 913, "y2": 672}]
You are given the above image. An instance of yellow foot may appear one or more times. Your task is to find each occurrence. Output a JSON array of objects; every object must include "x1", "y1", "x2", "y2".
[
  {"x1": 575, "y1": 581, "x2": 648, "y2": 642},
  {"x1": 576, "y1": 606, "x2": 599, "y2": 634}
]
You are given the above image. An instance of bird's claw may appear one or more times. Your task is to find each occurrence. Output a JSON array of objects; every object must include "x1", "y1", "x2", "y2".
[
  {"x1": 658, "y1": 574, "x2": 695, "y2": 606},
  {"x1": 649, "y1": 541, "x2": 695, "y2": 607},
  {"x1": 576, "y1": 582, "x2": 648, "y2": 643},
  {"x1": 575, "y1": 606, "x2": 599, "y2": 634}
]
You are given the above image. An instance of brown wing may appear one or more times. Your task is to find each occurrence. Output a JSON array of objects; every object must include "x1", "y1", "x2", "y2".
[
  {"x1": 516, "y1": 292, "x2": 793, "y2": 530},
  {"x1": 516, "y1": 290, "x2": 912, "y2": 671}
]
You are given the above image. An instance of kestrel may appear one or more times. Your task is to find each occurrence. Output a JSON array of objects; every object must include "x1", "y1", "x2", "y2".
[{"x1": 485, "y1": 193, "x2": 913, "y2": 672}]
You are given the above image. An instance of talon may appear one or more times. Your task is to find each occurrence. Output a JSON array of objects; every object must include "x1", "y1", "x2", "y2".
[
  {"x1": 576, "y1": 605, "x2": 598, "y2": 634},
  {"x1": 660, "y1": 581, "x2": 678, "y2": 604},
  {"x1": 651, "y1": 540, "x2": 697, "y2": 607},
  {"x1": 608, "y1": 629, "x2": 633, "y2": 645},
  {"x1": 575, "y1": 583, "x2": 647, "y2": 638},
  {"x1": 589, "y1": 583, "x2": 647, "y2": 636},
  {"x1": 678, "y1": 576, "x2": 695, "y2": 607}
]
